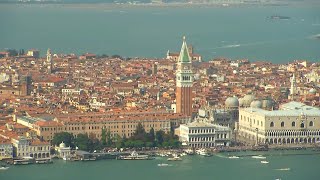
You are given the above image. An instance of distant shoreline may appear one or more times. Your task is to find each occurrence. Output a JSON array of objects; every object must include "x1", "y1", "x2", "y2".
[{"x1": 1, "y1": 1, "x2": 320, "y2": 9}]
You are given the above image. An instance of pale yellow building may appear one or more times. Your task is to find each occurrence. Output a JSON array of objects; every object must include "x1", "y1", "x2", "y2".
[
  {"x1": 17, "y1": 111, "x2": 191, "y2": 141},
  {"x1": 11, "y1": 136, "x2": 51, "y2": 159},
  {"x1": 238, "y1": 101, "x2": 320, "y2": 145}
]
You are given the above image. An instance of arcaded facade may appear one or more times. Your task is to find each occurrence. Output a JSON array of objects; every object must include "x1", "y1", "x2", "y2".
[{"x1": 238, "y1": 101, "x2": 320, "y2": 145}]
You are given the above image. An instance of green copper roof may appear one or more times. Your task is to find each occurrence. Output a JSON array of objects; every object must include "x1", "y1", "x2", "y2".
[{"x1": 178, "y1": 36, "x2": 191, "y2": 63}]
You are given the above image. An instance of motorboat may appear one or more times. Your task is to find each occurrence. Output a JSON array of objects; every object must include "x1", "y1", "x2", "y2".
[
  {"x1": 228, "y1": 156, "x2": 240, "y2": 159},
  {"x1": 167, "y1": 156, "x2": 182, "y2": 161},
  {"x1": 252, "y1": 155, "x2": 266, "y2": 159},
  {"x1": 157, "y1": 163, "x2": 171, "y2": 167},
  {"x1": 275, "y1": 168, "x2": 290, "y2": 171},
  {"x1": 196, "y1": 149, "x2": 212, "y2": 157},
  {"x1": 261, "y1": 160, "x2": 269, "y2": 164}
]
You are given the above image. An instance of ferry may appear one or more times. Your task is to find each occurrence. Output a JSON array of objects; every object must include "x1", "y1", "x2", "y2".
[
  {"x1": 117, "y1": 151, "x2": 153, "y2": 160},
  {"x1": 13, "y1": 157, "x2": 34, "y2": 165},
  {"x1": 35, "y1": 158, "x2": 53, "y2": 164},
  {"x1": 13, "y1": 159, "x2": 33, "y2": 165}
]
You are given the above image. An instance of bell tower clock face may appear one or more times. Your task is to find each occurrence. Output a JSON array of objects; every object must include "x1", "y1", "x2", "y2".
[{"x1": 184, "y1": 65, "x2": 189, "y2": 70}]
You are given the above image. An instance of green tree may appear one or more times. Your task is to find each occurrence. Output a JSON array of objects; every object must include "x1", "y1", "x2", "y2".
[
  {"x1": 133, "y1": 122, "x2": 147, "y2": 141},
  {"x1": 155, "y1": 130, "x2": 165, "y2": 146},
  {"x1": 75, "y1": 133, "x2": 90, "y2": 151},
  {"x1": 101, "y1": 128, "x2": 107, "y2": 146},
  {"x1": 148, "y1": 127, "x2": 155, "y2": 142},
  {"x1": 52, "y1": 132, "x2": 74, "y2": 148},
  {"x1": 115, "y1": 135, "x2": 124, "y2": 149},
  {"x1": 106, "y1": 129, "x2": 112, "y2": 147}
]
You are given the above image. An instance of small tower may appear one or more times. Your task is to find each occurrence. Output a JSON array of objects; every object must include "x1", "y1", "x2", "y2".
[
  {"x1": 47, "y1": 48, "x2": 53, "y2": 74},
  {"x1": 289, "y1": 73, "x2": 296, "y2": 100},
  {"x1": 175, "y1": 36, "x2": 194, "y2": 116}
]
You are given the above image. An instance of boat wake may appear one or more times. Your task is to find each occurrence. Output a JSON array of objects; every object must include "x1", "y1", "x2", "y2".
[
  {"x1": 222, "y1": 44, "x2": 241, "y2": 48},
  {"x1": 157, "y1": 163, "x2": 173, "y2": 167},
  {"x1": 275, "y1": 168, "x2": 290, "y2": 171},
  {"x1": 309, "y1": 34, "x2": 320, "y2": 39},
  {"x1": 213, "y1": 154, "x2": 228, "y2": 159}
]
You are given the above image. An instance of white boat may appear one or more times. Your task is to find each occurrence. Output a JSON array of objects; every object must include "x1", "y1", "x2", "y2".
[
  {"x1": 179, "y1": 152, "x2": 187, "y2": 157},
  {"x1": 261, "y1": 160, "x2": 269, "y2": 164},
  {"x1": 157, "y1": 163, "x2": 171, "y2": 167},
  {"x1": 184, "y1": 149, "x2": 194, "y2": 155},
  {"x1": 118, "y1": 151, "x2": 153, "y2": 160},
  {"x1": 275, "y1": 168, "x2": 290, "y2": 171},
  {"x1": 252, "y1": 155, "x2": 266, "y2": 159},
  {"x1": 0, "y1": 166, "x2": 9, "y2": 170},
  {"x1": 196, "y1": 149, "x2": 212, "y2": 157},
  {"x1": 167, "y1": 154, "x2": 182, "y2": 161},
  {"x1": 228, "y1": 156, "x2": 240, "y2": 159},
  {"x1": 167, "y1": 157, "x2": 182, "y2": 161}
]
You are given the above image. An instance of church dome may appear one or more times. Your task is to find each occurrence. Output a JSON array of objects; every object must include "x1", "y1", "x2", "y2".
[
  {"x1": 239, "y1": 98, "x2": 244, "y2": 107},
  {"x1": 243, "y1": 94, "x2": 255, "y2": 107},
  {"x1": 309, "y1": 88, "x2": 317, "y2": 95},
  {"x1": 59, "y1": 142, "x2": 66, "y2": 148},
  {"x1": 262, "y1": 99, "x2": 274, "y2": 109},
  {"x1": 250, "y1": 100, "x2": 262, "y2": 108},
  {"x1": 225, "y1": 97, "x2": 239, "y2": 108}
]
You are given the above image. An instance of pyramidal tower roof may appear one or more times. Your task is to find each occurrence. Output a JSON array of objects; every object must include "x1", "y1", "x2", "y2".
[{"x1": 178, "y1": 36, "x2": 191, "y2": 63}]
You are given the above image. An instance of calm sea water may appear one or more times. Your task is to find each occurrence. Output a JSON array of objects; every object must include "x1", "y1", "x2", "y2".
[
  {"x1": 0, "y1": 4, "x2": 319, "y2": 62},
  {"x1": 1, "y1": 151, "x2": 320, "y2": 180}
]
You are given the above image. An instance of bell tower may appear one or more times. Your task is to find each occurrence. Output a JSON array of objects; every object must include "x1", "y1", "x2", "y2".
[
  {"x1": 47, "y1": 48, "x2": 53, "y2": 74},
  {"x1": 176, "y1": 36, "x2": 193, "y2": 116}
]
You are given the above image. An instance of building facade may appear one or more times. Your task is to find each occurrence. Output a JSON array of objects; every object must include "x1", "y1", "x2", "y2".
[
  {"x1": 0, "y1": 138, "x2": 13, "y2": 160},
  {"x1": 17, "y1": 112, "x2": 191, "y2": 141},
  {"x1": 11, "y1": 136, "x2": 51, "y2": 159},
  {"x1": 176, "y1": 36, "x2": 194, "y2": 116},
  {"x1": 238, "y1": 101, "x2": 320, "y2": 145},
  {"x1": 177, "y1": 121, "x2": 232, "y2": 148}
]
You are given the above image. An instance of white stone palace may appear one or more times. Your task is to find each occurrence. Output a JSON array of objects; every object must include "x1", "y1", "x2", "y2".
[
  {"x1": 177, "y1": 121, "x2": 231, "y2": 148},
  {"x1": 237, "y1": 101, "x2": 320, "y2": 145}
]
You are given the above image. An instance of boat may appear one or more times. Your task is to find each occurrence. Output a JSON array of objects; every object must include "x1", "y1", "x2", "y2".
[
  {"x1": 117, "y1": 151, "x2": 153, "y2": 160},
  {"x1": 0, "y1": 166, "x2": 9, "y2": 170},
  {"x1": 196, "y1": 149, "x2": 212, "y2": 157},
  {"x1": 228, "y1": 156, "x2": 240, "y2": 159},
  {"x1": 184, "y1": 149, "x2": 194, "y2": 155},
  {"x1": 157, "y1": 163, "x2": 171, "y2": 167},
  {"x1": 35, "y1": 158, "x2": 53, "y2": 164},
  {"x1": 179, "y1": 152, "x2": 187, "y2": 157},
  {"x1": 13, "y1": 158, "x2": 34, "y2": 165},
  {"x1": 252, "y1": 155, "x2": 266, "y2": 159},
  {"x1": 167, "y1": 156, "x2": 182, "y2": 161},
  {"x1": 261, "y1": 160, "x2": 269, "y2": 164},
  {"x1": 275, "y1": 168, "x2": 290, "y2": 171},
  {"x1": 269, "y1": 15, "x2": 290, "y2": 20}
]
